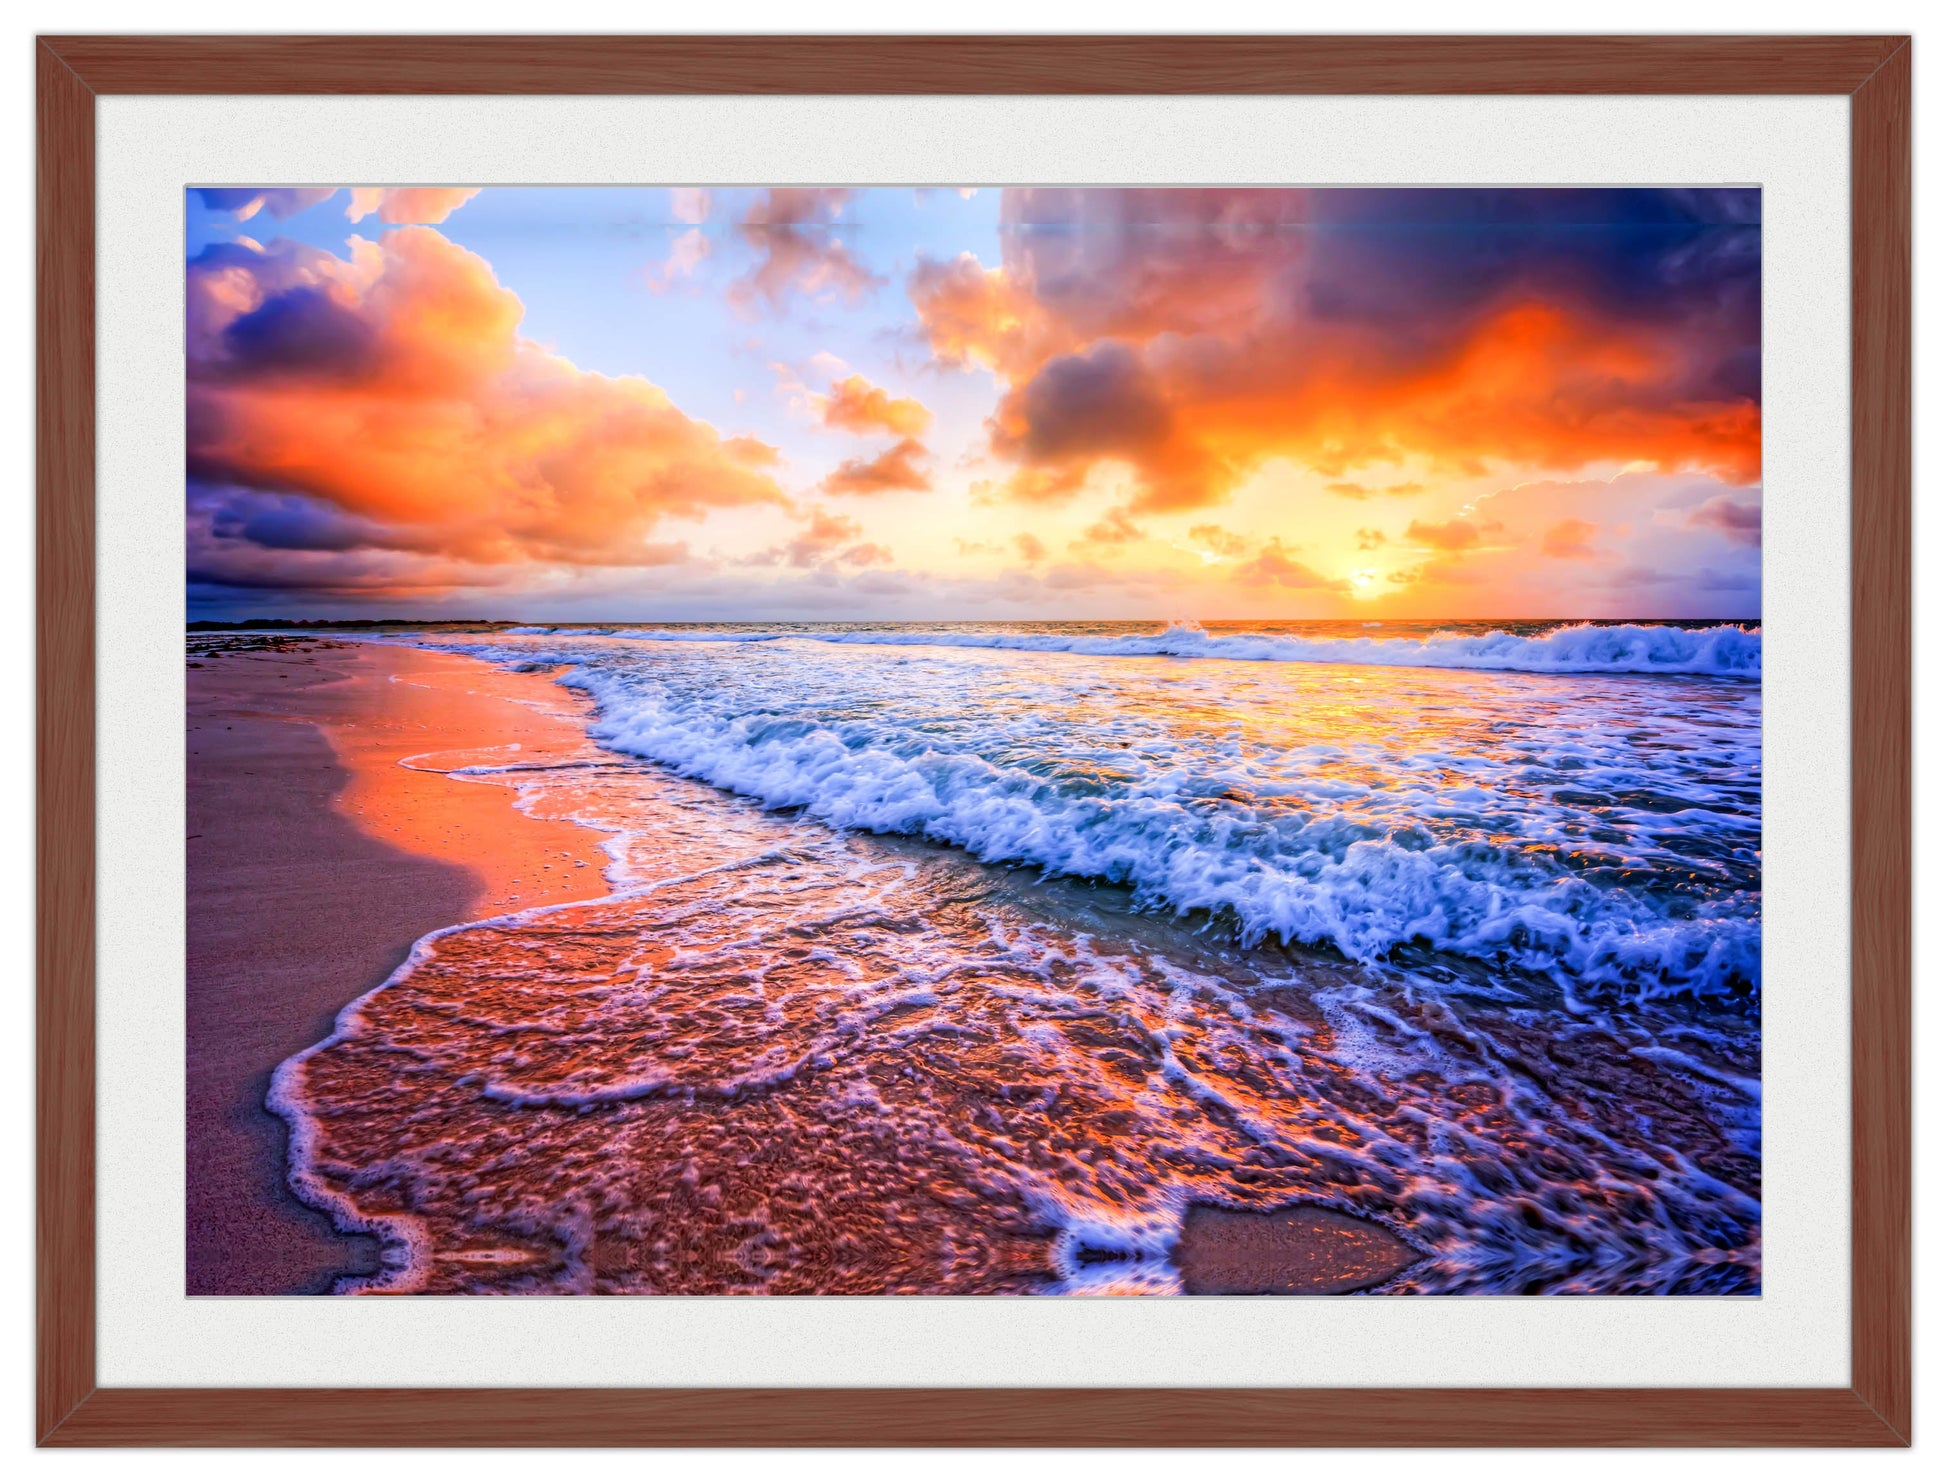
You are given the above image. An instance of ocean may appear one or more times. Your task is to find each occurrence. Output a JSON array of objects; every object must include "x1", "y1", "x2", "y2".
[{"x1": 270, "y1": 619, "x2": 1762, "y2": 1296}]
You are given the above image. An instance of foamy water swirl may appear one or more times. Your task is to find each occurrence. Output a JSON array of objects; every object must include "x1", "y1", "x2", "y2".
[{"x1": 427, "y1": 621, "x2": 1760, "y2": 1004}]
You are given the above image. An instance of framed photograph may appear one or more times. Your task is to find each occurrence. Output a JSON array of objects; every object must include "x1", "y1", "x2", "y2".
[{"x1": 37, "y1": 34, "x2": 1909, "y2": 1446}]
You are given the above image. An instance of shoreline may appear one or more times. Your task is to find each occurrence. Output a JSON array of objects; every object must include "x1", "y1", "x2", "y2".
[
  {"x1": 188, "y1": 637, "x2": 1432, "y2": 1297},
  {"x1": 186, "y1": 637, "x2": 610, "y2": 1294}
]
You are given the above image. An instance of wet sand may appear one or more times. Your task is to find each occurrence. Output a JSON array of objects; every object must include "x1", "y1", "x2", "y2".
[
  {"x1": 1175, "y1": 1202, "x2": 1421, "y2": 1295},
  {"x1": 186, "y1": 639, "x2": 608, "y2": 1294}
]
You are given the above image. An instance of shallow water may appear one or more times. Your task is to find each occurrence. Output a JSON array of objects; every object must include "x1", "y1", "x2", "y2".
[{"x1": 271, "y1": 620, "x2": 1761, "y2": 1295}]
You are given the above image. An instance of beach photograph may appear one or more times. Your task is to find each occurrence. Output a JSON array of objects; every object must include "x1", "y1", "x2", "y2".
[{"x1": 185, "y1": 184, "x2": 1762, "y2": 1297}]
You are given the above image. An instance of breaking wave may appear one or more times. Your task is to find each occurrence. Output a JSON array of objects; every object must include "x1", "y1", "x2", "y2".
[
  {"x1": 556, "y1": 669, "x2": 1758, "y2": 1003},
  {"x1": 795, "y1": 620, "x2": 1760, "y2": 677}
]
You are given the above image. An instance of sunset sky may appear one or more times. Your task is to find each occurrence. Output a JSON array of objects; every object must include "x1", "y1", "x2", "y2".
[{"x1": 185, "y1": 186, "x2": 1761, "y2": 622}]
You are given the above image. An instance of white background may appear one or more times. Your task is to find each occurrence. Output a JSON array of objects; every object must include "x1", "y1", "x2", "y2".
[{"x1": 5, "y1": 0, "x2": 1938, "y2": 1475}]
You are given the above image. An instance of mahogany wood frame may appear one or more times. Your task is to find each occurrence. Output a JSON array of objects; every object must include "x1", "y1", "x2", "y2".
[{"x1": 36, "y1": 34, "x2": 1910, "y2": 1447}]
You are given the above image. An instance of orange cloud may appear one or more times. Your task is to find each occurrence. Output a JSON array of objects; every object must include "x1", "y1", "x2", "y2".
[
  {"x1": 743, "y1": 507, "x2": 892, "y2": 570},
  {"x1": 986, "y1": 467, "x2": 1088, "y2": 505},
  {"x1": 820, "y1": 437, "x2": 932, "y2": 496},
  {"x1": 187, "y1": 229, "x2": 784, "y2": 577},
  {"x1": 731, "y1": 188, "x2": 882, "y2": 311},
  {"x1": 906, "y1": 252, "x2": 1067, "y2": 378},
  {"x1": 1233, "y1": 538, "x2": 1345, "y2": 590},
  {"x1": 1361, "y1": 471, "x2": 1760, "y2": 616},
  {"x1": 1405, "y1": 518, "x2": 1487, "y2": 552},
  {"x1": 721, "y1": 436, "x2": 779, "y2": 467},
  {"x1": 1388, "y1": 554, "x2": 1484, "y2": 590},
  {"x1": 791, "y1": 508, "x2": 858, "y2": 554},
  {"x1": 816, "y1": 374, "x2": 933, "y2": 437},
  {"x1": 345, "y1": 187, "x2": 482, "y2": 225},
  {"x1": 1075, "y1": 505, "x2": 1144, "y2": 548},
  {"x1": 1187, "y1": 523, "x2": 1249, "y2": 557},
  {"x1": 1327, "y1": 480, "x2": 1426, "y2": 500},
  {"x1": 910, "y1": 189, "x2": 1762, "y2": 514},
  {"x1": 1541, "y1": 517, "x2": 1602, "y2": 559},
  {"x1": 985, "y1": 301, "x2": 1756, "y2": 514}
]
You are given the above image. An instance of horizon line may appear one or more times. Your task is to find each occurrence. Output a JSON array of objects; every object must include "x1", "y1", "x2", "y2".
[{"x1": 186, "y1": 614, "x2": 1763, "y2": 628}]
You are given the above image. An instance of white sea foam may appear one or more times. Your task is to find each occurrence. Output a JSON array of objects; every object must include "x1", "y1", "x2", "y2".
[
  {"x1": 507, "y1": 625, "x2": 783, "y2": 643},
  {"x1": 622, "y1": 630, "x2": 787, "y2": 644},
  {"x1": 552, "y1": 696, "x2": 1752, "y2": 1002},
  {"x1": 410, "y1": 622, "x2": 1762, "y2": 1004},
  {"x1": 501, "y1": 619, "x2": 1759, "y2": 673},
  {"x1": 793, "y1": 620, "x2": 1759, "y2": 677},
  {"x1": 1040, "y1": 1199, "x2": 1188, "y2": 1295}
]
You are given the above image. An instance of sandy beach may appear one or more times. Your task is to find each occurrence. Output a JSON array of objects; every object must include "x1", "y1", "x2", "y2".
[
  {"x1": 186, "y1": 637, "x2": 609, "y2": 1294},
  {"x1": 190, "y1": 636, "x2": 1443, "y2": 1296},
  {"x1": 190, "y1": 635, "x2": 1448, "y2": 1296}
]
